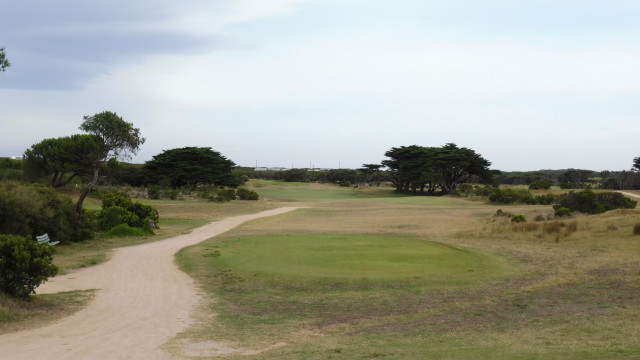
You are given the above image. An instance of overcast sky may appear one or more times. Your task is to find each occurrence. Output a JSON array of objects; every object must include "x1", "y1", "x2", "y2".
[{"x1": 1, "y1": 0, "x2": 639, "y2": 171}]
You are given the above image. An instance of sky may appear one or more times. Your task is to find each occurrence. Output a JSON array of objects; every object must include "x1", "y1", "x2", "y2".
[{"x1": 1, "y1": 0, "x2": 639, "y2": 171}]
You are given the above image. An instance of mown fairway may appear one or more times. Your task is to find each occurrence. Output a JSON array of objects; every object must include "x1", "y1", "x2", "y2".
[{"x1": 173, "y1": 182, "x2": 640, "y2": 359}]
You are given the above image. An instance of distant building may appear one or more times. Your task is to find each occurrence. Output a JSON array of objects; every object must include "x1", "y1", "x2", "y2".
[{"x1": 254, "y1": 167, "x2": 287, "y2": 172}]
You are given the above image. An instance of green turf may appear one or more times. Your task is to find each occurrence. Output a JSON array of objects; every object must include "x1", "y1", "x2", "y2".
[
  {"x1": 207, "y1": 234, "x2": 509, "y2": 285},
  {"x1": 177, "y1": 233, "x2": 519, "y2": 358}
]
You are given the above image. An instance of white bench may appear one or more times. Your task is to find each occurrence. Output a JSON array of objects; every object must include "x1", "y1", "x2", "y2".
[{"x1": 36, "y1": 233, "x2": 60, "y2": 246}]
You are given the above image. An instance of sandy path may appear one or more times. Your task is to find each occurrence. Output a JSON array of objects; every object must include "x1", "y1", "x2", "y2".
[
  {"x1": 0, "y1": 207, "x2": 299, "y2": 360},
  {"x1": 618, "y1": 191, "x2": 640, "y2": 200}
]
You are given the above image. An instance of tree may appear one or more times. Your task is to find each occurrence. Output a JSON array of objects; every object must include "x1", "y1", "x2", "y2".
[
  {"x1": 0, "y1": 47, "x2": 9, "y2": 72},
  {"x1": 143, "y1": 147, "x2": 237, "y2": 188},
  {"x1": 382, "y1": 143, "x2": 491, "y2": 194},
  {"x1": 23, "y1": 135, "x2": 102, "y2": 187},
  {"x1": 76, "y1": 111, "x2": 145, "y2": 213},
  {"x1": 558, "y1": 169, "x2": 595, "y2": 189},
  {"x1": 633, "y1": 156, "x2": 640, "y2": 172},
  {"x1": 433, "y1": 143, "x2": 492, "y2": 193}
]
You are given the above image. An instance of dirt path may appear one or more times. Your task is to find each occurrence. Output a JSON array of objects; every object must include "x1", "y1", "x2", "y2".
[
  {"x1": 618, "y1": 191, "x2": 640, "y2": 200},
  {"x1": 0, "y1": 207, "x2": 299, "y2": 360}
]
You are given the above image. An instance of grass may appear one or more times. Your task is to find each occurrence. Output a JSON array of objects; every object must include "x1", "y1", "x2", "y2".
[
  {"x1": 247, "y1": 180, "x2": 467, "y2": 206},
  {"x1": 169, "y1": 183, "x2": 640, "y2": 359},
  {"x1": 0, "y1": 290, "x2": 95, "y2": 335},
  {"x1": 195, "y1": 234, "x2": 511, "y2": 282}
]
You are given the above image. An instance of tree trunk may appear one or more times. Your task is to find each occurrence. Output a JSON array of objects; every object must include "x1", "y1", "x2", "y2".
[{"x1": 76, "y1": 165, "x2": 100, "y2": 214}]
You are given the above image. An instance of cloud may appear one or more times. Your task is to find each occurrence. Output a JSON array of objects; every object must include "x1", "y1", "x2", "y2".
[{"x1": 0, "y1": 0, "x2": 310, "y2": 90}]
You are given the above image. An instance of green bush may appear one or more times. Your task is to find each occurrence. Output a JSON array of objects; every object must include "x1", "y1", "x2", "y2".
[
  {"x1": 487, "y1": 188, "x2": 539, "y2": 204},
  {"x1": 236, "y1": 188, "x2": 259, "y2": 200},
  {"x1": 529, "y1": 181, "x2": 552, "y2": 190},
  {"x1": 511, "y1": 214, "x2": 527, "y2": 223},
  {"x1": 554, "y1": 207, "x2": 572, "y2": 217},
  {"x1": 534, "y1": 193, "x2": 557, "y2": 205},
  {"x1": 147, "y1": 185, "x2": 161, "y2": 199},
  {"x1": 0, "y1": 234, "x2": 58, "y2": 298},
  {"x1": 103, "y1": 223, "x2": 153, "y2": 237},
  {"x1": 100, "y1": 193, "x2": 159, "y2": 229},
  {"x1": 0, "y1": 182, "x2": 93, "y2": 243},
  {"x1": 164, "y1": 189, "x2": 180, "y2": 200},
  {"x1": 553, "y1": 190, "x2": 636, "y2": 215},
  {"x1": 99, "y1": 206, "x2": 140, "y2": 230},
  {"x1": 595, "y1": 192, "x2": 637, "y2": 211}
]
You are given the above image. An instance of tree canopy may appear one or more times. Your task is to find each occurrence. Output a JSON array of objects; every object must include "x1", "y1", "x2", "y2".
[
  {"x1": 558, "y1": 169, "x2": 595, "y2": 189},
  {"x1": 633, "y1": 156, "x2": 640, "y2": 172},
  {"x1": 142, "y1": 147, "x2": 238, "y2": 189},
  {"x1": 23, "y1": 134, "x2": 102, "y2": 187},
  {"x1": 382, "y1": 143, "x2": 491, "y2": 194},
  {"x1": 0, "y1": 47, "x2": 9, "y2": 72}
]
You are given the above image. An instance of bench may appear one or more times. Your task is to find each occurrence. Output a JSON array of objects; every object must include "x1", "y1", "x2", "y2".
[{"x1": 36, "y1": 233, "x2": 60, "y2": 246}]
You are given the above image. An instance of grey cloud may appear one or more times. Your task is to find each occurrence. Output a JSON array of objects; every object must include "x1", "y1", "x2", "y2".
[{"x1": 0, "y1": 1, "x2": 230, "y2": 90}]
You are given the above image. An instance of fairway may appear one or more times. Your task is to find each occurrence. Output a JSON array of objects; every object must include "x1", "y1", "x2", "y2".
[
  {"x1": 209, "y1": 234, "x2": 510, "y2": 284},
  {"x1": 250, "y1": 180, "x2": 468, "y2": 206}
]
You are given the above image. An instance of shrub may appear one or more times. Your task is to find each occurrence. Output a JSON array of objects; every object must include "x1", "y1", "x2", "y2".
[
  {"x1": 147, "y1": 185, "x2": 161, "y2": 200},
  {"x1": 634, "y1": 222, "x2": 640, "y2": 236},
  {"x1": 164, "y1": 189, "x2": 180, "y2": 200},
  {"x1": 529, "y1": 181, "x2": 552, "y2": 190},
  {"x1": 0, "y1": 234, "x2": 58, "y2": 298},
  {"x1": 236, "y1": 188, "x2": 259, "y2": 200},
  {"x1": 534, "y1": 193, "x2": 557, "y2": 205},
  {"x1": 99, "y1": 206, "x2": 140, "y2": 230},
  {"x1": 100, "y1": 193, "x2": 159, "y2": 229},
  {"x1": 0, "y1": 182, "x2": 93, "y2": 243},
  {"x1": 488, "y1": 188, "x2": 535, "y2": 204},
  {"x1": 103, "y1": 223, "x2": 152, "y2": 237},
  {"x1": 511, "y1": 214, "x2": 527, "y2": 223},
  {"x1": 554, "y1": 207, "x2": 572, "y2": 217},
  {"x1": 596, "y1": 192, "x2": 638, "y2": 211},
  {"x1": 553, "y1": 190, "x2": 636, "y2": 215}
]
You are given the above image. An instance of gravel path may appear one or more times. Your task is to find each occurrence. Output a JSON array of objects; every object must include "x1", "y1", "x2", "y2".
[{"x1": 0, "y1": 207, "x2": 299, "y2": 360}]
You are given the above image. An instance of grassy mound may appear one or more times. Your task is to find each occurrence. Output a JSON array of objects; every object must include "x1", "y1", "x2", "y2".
[
  {"x1": 199, "y1": 234, "x2": 510, "y2": 285},
  {"x1": 177, "y1": 234, "x2": 516, "y2": 357}
]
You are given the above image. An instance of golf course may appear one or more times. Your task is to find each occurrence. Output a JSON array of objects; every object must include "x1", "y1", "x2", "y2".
[
  {"x1": 167, "y1": 182, "x2": 640, "y2": 359},
  {"x1": 1, "y1": 181, "x2": 639, "y2": 359}
]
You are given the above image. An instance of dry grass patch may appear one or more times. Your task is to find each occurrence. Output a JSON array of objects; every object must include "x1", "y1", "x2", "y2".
[{"x1": 0, "y1": 290, "x2": 94, "y2": 335}]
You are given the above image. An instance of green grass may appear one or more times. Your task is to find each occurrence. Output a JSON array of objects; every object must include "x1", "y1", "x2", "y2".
[
  {"x1": 176, "y1": 233, "x2": 517, "y2": 357},
  {"x1": 194, "y1": 234, "x2": 511, "y2": 284}
]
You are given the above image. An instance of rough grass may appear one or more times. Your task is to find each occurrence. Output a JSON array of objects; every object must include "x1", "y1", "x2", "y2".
[
  {"x1": 0, "y1": 290, "x2": 95, "y2": 335},
  {"x1": 171, "y1": 183, "x2": 640, "y2": 359}
]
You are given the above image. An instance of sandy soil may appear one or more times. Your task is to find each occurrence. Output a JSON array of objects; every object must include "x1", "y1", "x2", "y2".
[{"x1": 0, "y1": 207, "x2": 299, "y2": 360}]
